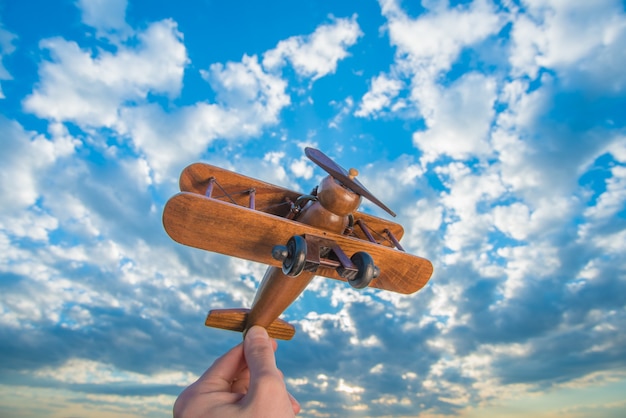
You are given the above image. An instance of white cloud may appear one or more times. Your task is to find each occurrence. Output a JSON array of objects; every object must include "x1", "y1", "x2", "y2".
[
  {"x1": 76, "y1": 0, "x2": 131, "y2": 40},
  {"x1": 328, "y1": 96, "x2": 354, "y2": 129},
  {"x1": 438, "y1": 162, "x2": 505, "y2": 221},
  {"x1": 413, "y1": 73, "x2": 497, "y2": 164},
  {"x1": 354, "y1": 73, "x2": 403, "y2": 118},
  {"x1": 380, "y1": 0, "x2": 503, "y2": 79},
  {"x1": 297, "y1": 310, "x2": 354, "y2": 342},
  {"x1": 23, "y1": 19, "x2": 188, "y2": 127},
  {"x1": 357, "y1": 0, "x2": 504, "y2": 163},
  {"x1": 497, "y1": 243, "x2": 560, "y2": 299},
  {"x1": 402, "y1": 198, "x2": 443, "y2": 260},
  {"x1": 606, "y1": 137, "x2": 626, "y2": 163},
  {"x1": 589, "y1": 228, "x2": 626, "y2": 254},
  {"x1": 20, "y1": 13, "x2": 365, "y2": 186},
  {"x1": 510, "y1": 0, "x2": 626, "y2": 92},
  {"x1": 493, "y1": 202, "x2": 531, "y2": 241},
  {"x1": 0, "y1": 117, "x2": 77, "y2": 215},
  {"x1": 34, "y1": 357, "x2": 195, "y2": 385},
  {"x1": 121, "y1": 13, "x2": 364, "y2": 181},
  {"x1": 578, "y1": 157, "x2": 626, "y2": 249},
  {"x1": 118, "y1": 92, "x2": 290, "y2": 183},
  {"x1": 290, "y1": 157, "x2": 314, "y2": 180},
  {"x1": 202, "y1": 54, "x2": 290, "y2": 117},
  {"x1": 0, "y1": 384, "x2": 174, "y2": 418},
  {"x1": 584, "y1": 165, "x2": 626, "y2": 222},
  {"x1": 0, "y1": 23, "x2": 17, "y2": 99},
  {"x1": 263, "y1": 15, "x2": 362, "y2": 80},
  {"x1": 492, "y1": 77, "x2": 580, "y2": 205},
  {"x1": 1, "y1": 210, "x2": 59, "y2": 242},
  {"x1": 336, "y1": 378, "x2": 365, "y2": 395},
  {"x1": 427, "y1": 282, "x2": 465, "y2": 327}
]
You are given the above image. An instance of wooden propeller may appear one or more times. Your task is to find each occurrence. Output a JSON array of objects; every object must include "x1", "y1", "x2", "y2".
[{"x1": 305, "y1": 147, "x2": 397, "y2": 217}]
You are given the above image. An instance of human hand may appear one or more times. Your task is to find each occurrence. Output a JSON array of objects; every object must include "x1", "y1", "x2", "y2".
[{"x1": 173, "y1": 326, "x2": 300, "y2": 417}]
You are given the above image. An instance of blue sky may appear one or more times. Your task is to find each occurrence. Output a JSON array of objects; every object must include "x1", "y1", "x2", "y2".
[{"x1": 1, "y1": 0, "x2": 626, "y2": 417}]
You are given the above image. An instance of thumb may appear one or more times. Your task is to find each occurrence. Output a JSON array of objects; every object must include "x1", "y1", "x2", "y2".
[
  {"x1": 244, "y1": 326, "x2": 279, "y2": 378},
  {"x1": 243, "y1": 326, "x2": 298, "y2": 415}
]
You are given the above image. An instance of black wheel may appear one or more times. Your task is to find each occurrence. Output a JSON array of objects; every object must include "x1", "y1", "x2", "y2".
[
  {"x1": 348, "y1": 251, "x2": 376, "y2": 289},
  {"x1": 282, "y1": 235, "x2": 307, "y2": 277}
]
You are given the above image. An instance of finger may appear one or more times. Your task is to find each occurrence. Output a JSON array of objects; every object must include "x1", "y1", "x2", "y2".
[
  {"x1": 231, "y1": 366, "x2": 251, "y2": 394},
  {"x1": 195, "y1": 343, "x2": 246, "y2": 392},
  {"x1": 230, "y1": 335, "x2": 276, "y2": 395},
  {"x1": 288, "y1": 392, "x2": 301, "y2": 415},
  {"x1": 244, "y1": 326, "x2": 279, "y2": 377},
  {"x1": 242, "y1": 327, "x2": 296, "y2": 414}
]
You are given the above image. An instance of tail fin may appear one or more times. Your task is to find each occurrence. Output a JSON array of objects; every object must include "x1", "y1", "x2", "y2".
[{"x1": 205, "y1": 308, "x2": 296, "y2": 340}]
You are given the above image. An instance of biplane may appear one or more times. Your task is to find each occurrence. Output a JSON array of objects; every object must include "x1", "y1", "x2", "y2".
[{"x1": 162, "y1": 147, "x2": 433, "y2": 340}]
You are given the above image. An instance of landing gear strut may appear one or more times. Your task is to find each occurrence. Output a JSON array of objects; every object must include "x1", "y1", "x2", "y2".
[{"x1": 272, "y1": 234, "x2": 379, "y2": 289}]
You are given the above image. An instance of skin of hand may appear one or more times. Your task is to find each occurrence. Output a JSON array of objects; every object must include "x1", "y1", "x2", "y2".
[{"x1": 173, "y1": 326, "x2": 300, "y2": 417}]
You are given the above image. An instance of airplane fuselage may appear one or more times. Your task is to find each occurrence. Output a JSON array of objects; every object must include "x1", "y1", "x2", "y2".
[{"x1": 244, "y1": 175, "x2": 362, "y2": 336}]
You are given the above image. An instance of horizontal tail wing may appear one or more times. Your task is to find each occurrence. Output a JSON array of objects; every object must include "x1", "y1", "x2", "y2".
[{"x1": 205, "y1": 308, "x2": 296, "y2": 340}]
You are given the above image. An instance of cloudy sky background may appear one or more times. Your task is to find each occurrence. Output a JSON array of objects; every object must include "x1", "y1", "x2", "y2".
[{"x1": 1, "y1": 0, "x2": 626, "y2": 416}]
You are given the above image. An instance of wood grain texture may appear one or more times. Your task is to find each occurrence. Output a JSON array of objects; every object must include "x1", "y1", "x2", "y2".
[
  {"x1": 246, "y1": 267, "x2": 315, "y2": 335},
  {"x1": 163, "y1": 192, "x2": 433, "y2": 295},
  {"x1": 205, "y1": 308, "x2": 296, "y2": 340},
  {"x1": 178, "y1": 162, "x2": 405, "y2": 247},
  {"x1": 180, "y1": 162, "x2": 301, "y2": 217}
]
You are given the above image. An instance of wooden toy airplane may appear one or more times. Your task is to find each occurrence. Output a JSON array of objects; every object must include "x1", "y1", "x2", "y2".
[{"x1": 163, "y1": 148, "x2": 433, "y2": 340}]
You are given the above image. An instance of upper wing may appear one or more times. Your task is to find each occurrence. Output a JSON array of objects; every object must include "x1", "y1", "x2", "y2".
[
  {"x1": 179, "y1": 162, "x2": 301, "y2": 217},
  {"x1": 163, "y1": 192, "x2": 433, "y2": 295},
  {"x1": 179, "y1": 162, "x2": 404, "y2": 248}
]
